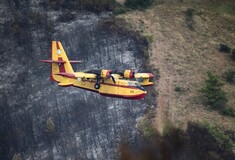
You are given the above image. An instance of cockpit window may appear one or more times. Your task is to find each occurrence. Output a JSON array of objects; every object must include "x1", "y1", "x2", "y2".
[
  {"x1": 128, "y1": 82, "x2": 145, "y2": 91},
  {"x1": 128, "y1": 82, "x2": 134, "y2": 86}
]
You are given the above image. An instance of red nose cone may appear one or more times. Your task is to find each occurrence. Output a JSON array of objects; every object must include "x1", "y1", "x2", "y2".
[
  {"x1": 106, "y1": 70, "x2": 111, "y2": 77},
  {"x1": 131, "y1": 93, "x2": 146, "y2": 100}
]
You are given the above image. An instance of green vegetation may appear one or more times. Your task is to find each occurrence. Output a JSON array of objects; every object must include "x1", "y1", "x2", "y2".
[
  {"x1": 162, "y1": 121, "x2": 173, "y2": 137},
  {"x1": 144, "y1": 33, "x2": 154, "y2": 43},
  {"x1": 217, "y1": 2, "x2": 235, "y2": 15},
  {"x1": 48, "y1": 0, "x2": 117, "y2": 12},
  {"x1": 201, "y1": 121, "x2": 233, "y2": 151},
  {"x1": 174, "y1": 86, "x2": 184, "y2": 93},
  {"x1": 206, "y1": 1, "x2": 235, "y2": 16},
  {"x1": 79, "y1": 0, "x2": 116, "y2": 12},
  {"x1": 222, "y1": 69, "x2": 235, "y2": 84},
  {"x1": 125, "y1": 0, "x2": 154, "y2": 10},
  {"x1": 199, "y1": 71, "x2": 235, "y2": 117},
  {"x1": 138, "y1": 117, "x2": 155, "y2": 137},
  {"x1": 222, "y1": 107, "x2": 235, "y2": 117},
  {"x1": 200, "y1": 71, "x2": 227, "y2": 108},
  {"x1": 113, "y1": 4, "x2": 128, "y2": 15},
  {"x1": 184, "y1": 8, "x2": 195, "y2": 31},
  {"x1": 232, "y1": 49, "x2": 235, "y2": 60},
  {"x1": 12, "y1": 153, "x2": 22, "y2": 160},
  {"x1": 162, "y1": 122, "x2": 186, "y2": 150}
]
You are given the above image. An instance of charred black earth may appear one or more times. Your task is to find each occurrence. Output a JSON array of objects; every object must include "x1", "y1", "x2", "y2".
[{"x1": 0, "y1": 1, "x2": 154, "y2": 159}]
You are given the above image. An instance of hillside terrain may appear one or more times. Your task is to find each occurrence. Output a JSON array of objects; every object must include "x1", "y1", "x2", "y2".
[
  {"x1": 117, "y1": 0, "x2": 235, "y2": 157},
  {"x1": 1, "y1": 0, "x2": 235, "y2": 159},
  {"x1": 0, "y1": 0, "x2": 154, "y2": 159}
]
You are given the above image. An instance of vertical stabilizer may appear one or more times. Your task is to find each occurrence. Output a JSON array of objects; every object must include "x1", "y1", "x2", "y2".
[{"x1": 50, "y1": 41, "x2": 74, "y2": 82}]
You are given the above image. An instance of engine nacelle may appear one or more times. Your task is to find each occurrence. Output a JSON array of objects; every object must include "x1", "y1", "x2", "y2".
[
  {"x1": 100, "y1": 70, "x2": 111, "y2": 78},
  {"x1": 115, "y1": 70, "x2": 135, "y2": 79},
  {"x1": 124, "y1": 70, "x2": 135, "y2": 79}
]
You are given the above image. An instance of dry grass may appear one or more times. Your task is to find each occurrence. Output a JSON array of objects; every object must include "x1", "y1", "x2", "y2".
[
  {"x1": 116, "y1": 0, "x2": 126, "y2": 5},
  {"x1": 118, "y1": 1, "x2": 235, "y2": 137}
]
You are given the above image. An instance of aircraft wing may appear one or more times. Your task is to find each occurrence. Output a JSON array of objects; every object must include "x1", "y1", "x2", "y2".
[
  {"x1": 74, "y1": 72, "x2": 97, "y2": 79},
  {"x1": 111, "y1": 74, "x2": 123, "y2": 79},
  {"x1": 134, "y1": 73, "x2": 154, "y2": 78},
  {"x1": 135, "y1": 73, "x2": 154, "y2": 86}
]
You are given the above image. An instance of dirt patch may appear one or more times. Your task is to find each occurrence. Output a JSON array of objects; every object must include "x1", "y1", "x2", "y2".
[{"x1": 116, "y1": 0, "x2": 126, "y2": 5}]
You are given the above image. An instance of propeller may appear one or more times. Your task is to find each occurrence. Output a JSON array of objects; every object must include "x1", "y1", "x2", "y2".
[
  {"x1": 93, "y1": 70, "x2": 116, "y2": 89},
  {"x1": 106, "y1": 74, "x2": 116, "y2": 84}
]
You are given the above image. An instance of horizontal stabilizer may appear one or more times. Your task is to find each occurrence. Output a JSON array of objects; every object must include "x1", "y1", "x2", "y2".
[
  {"x1": 58, "y1": 82, "x2": 73, "y2": 87},
  {"x1": 40, "y1": 60, "x2": 82, "y2": 64},
  {"x1": 69, "y1": 60, "x2": 83, "y2": 64},
  {"x1": 55, "y1": 72, "x2": 76, "y2": 78}
]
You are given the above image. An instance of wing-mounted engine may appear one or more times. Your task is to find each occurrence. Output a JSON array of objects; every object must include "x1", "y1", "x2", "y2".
[
  {"x1": 115, "y1": 70, "x2": 135, "y2": 79},
  {"x1": 100, "y1": 70, "x2": 111, "y2": 78},
  {"x1": 84, "y1": 69, "x2": 115, "y2": 89},
  {"x1": 84, "y1": 69, "x2": 111, "y2": 78}
]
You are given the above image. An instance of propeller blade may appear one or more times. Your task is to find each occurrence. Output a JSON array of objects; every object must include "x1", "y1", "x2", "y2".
[{"x1": 111, "y1": 76, "x2": 116, "y2": 84}]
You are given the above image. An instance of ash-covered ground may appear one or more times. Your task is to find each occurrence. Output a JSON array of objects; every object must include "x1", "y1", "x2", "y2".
[{"x1": 0, "y1": 1, "x2": 154, "y2": 160}]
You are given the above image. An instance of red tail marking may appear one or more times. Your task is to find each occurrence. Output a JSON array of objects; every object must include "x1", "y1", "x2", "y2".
[
  {"x1": 56, "y1": 41, "x2": 60, "y2": 50},
  {"x1": 58, "y1": 58, "x2": 66, "y2": 73}
]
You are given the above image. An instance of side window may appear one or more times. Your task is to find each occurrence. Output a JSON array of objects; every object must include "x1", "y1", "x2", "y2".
[{"x1": 135, "y1": 83, "x2": 140, "y2": 86}]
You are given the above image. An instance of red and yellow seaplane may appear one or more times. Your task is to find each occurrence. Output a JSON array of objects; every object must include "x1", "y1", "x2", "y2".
[{"x1": 40, "y1": 41, "x2": 154, "y2": 100}]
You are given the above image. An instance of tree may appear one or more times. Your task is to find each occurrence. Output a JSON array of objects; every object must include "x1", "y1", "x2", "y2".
[
  {"x1": 46, "y1": 117, "x2": 55, "y2": 134},
  {"x1": 12, "y1": 153, "x2": 22, "y2": 160},
  {"x1": 125, "y1": 0, "x2": 153, "y2": 9},
  {"x1": 200, "y1": 71, "x2": 227, "y2": 108}
]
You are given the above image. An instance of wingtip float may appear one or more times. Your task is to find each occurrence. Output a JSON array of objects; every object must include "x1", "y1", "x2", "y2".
[{"x1": 40, "y1": 41, "x2": 154, "y2": 100}]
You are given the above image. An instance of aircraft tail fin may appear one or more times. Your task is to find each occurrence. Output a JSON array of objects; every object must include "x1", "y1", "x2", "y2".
[{"x1": 41, "y1": 41, "x2": 80, "y2": 82}]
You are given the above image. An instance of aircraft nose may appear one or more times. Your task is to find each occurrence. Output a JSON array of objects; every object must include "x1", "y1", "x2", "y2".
[
  {"x1": 138, "y1": 90, "x2": 146, "y2": 94},
  {"x1": 133, "y1": 90, "x2": 146, "y2": 100}
]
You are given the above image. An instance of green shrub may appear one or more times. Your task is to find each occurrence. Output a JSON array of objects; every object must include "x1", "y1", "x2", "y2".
[
  {"x1": 202, "y1": 122, "x2": 233, "y2": 151},
  {"x1": 222, "y1": 69, "x2": 235, "y2": 83},
  {"x1": 163, "y1": 122, "x2": 186, "y2": 149},
  {"x1": 125, "y1": 0, "x2": 154, "y2": 10},
  {"x1": 200, "y1": 71, "x2": 228, "y2": 108},
  {"x1": 162, "y1": 121, "x2": 173, "y2": 137},
  {"x1": 175, "y1": 86, "x2": 183, "y2": 93},
  {"x1": 232, "y1": 49, "x2": 235, "y2": 60},
  {"x1": 80, "y1": 0, "x2": 116, "y2": 12},
  {"x1": 113, "y1": 5, "x2": 128, "y2": 15},
  {"x1": 222, "y1": 107, "x2": 235, "y2": 117},
  {"x1": 138, "y1": 117, "x2": 155, "y2": 137},
  {"x1": 217, "y1": 3, "x2": 235, "y2": 16},
  {"x1": 144, "y1": 34, "x2": 154, "y2": 43},
  {"x1": 185, "y1": 8, "x2": 195, "y2": 31}
]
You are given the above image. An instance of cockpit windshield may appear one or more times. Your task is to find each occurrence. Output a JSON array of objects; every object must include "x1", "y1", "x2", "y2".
[{"x1": 128, "y1": 82, "x2": 145, "y2": 91}]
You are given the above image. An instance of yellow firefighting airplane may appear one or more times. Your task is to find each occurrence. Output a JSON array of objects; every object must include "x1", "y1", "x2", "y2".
[{"x1": 40, "y1": 41, "x2": 154, "y2": 100}]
